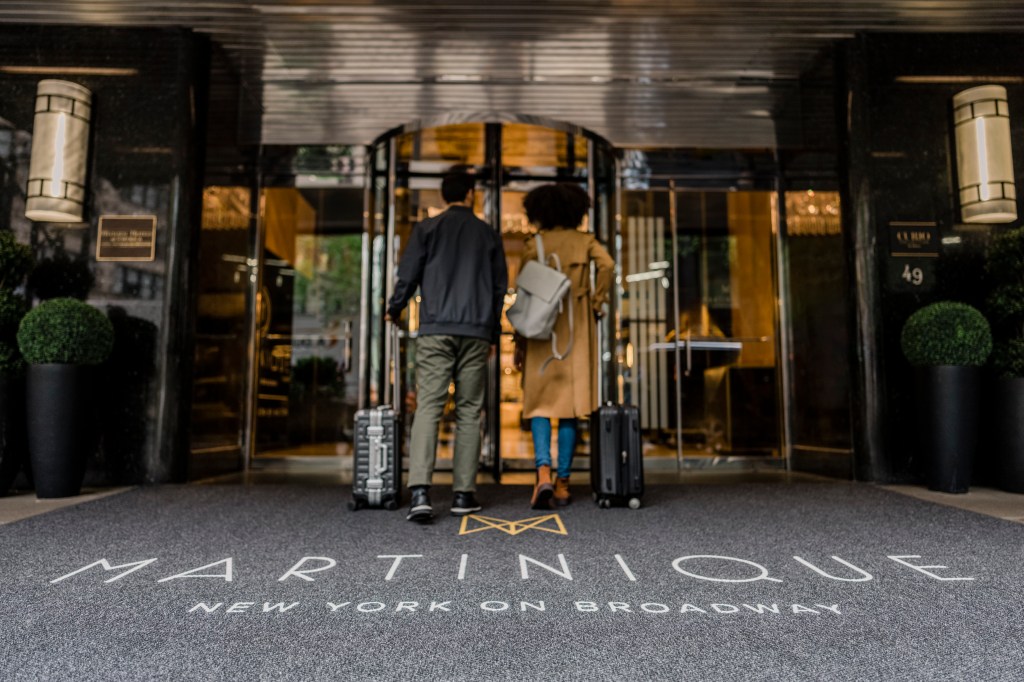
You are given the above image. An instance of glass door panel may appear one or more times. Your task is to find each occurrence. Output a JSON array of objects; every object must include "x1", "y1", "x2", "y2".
[
  {"x1": 617, "y1": 188, "x2": 782, "y2": 467},
  {"x1": 498, "y1": 188, "x2": 537, "y2": 469},
  {"x1": 286, "y1": 231, "x2": 362, "y2": 452},
  {"x1": 675, "y1": 191, "x2": 780, "y2": 457},
  {"x1": 619, "y1": 190, "x2": 679, "y2": 465},
  {"x1": 188, "y1": 186, "x2": 252, "y2": 476},
  {"x1": 365, "y1": 143, "x2": 389, "y2": 408},
  {"x1": 252, "y1": 187, "x2": 363, "y2": 459}
]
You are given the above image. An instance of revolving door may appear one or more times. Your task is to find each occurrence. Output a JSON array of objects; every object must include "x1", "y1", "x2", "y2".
[{"x1": 360, "y1": 118, "x2": 617, "y2": 480}]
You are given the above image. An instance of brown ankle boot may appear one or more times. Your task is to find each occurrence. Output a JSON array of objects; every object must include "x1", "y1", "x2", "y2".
[
  {"x1": 530, "y1": 465, "x2": 554, "y2": 510},
  {"x1": 553, "y1": 477, "x2": 572, "y2": 506}
]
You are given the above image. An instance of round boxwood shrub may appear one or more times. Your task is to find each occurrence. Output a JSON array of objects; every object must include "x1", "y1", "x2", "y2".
[
  {"x1": 17, "y1": 298, "x2": 114, "y2": 365},
  {"x1": 901, "y1": 301, "x2": 992, "y2": 367}
]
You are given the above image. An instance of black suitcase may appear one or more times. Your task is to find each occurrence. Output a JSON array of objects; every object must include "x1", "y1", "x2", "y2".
[
  {"x1": 350, "y1": 406, "x2": 401, "y2": 511},
  {"x1": 589, "y1": 403, "x2": 644, "y2": 509}
]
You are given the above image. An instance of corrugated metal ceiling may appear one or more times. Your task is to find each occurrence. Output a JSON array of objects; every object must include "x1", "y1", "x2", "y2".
[{"x1": 1, "y1": 1, "x2": 1023, "y2": 148}]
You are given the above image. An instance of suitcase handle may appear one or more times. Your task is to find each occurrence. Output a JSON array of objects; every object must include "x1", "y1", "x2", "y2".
[
  {"x1": 366, "y1": 419, "x2": 387, "y2": 506},
  {"x1": 384, "y1": 321, "x2": 402, "y2": 412}
]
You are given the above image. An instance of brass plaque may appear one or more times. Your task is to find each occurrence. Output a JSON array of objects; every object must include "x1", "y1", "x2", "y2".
[
  {"x1": 96, "y1": 215, "x2": 157, "y2": 262},
  {"x1": 889, "y1": 221, "x2": 939, "y2": 257}
]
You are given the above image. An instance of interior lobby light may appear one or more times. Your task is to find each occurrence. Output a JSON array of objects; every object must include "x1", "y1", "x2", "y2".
[
  {"x1": 952, "y1": 84, "x2": 1017, "y2": 224},
  {"x1": 25, "y1": 80, "x2": 92, "y2": 223},
  {"x1": 784, "y1": 190, "x2": 841, "y2": 236}
]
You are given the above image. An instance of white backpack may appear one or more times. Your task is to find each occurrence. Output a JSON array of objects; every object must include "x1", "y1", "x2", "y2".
[{"x1": 507, "y1": 234, "x2": 574, "y2": 373}]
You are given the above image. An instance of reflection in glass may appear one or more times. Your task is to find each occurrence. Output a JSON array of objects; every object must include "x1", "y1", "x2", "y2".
[
  {"x1": 397, "y1": 123, "x2": 485, "y2": 169},
  {"x1": 191, "y1": 186, "x2": 251, "y2": 455},
  {"x1": 784, "y1": 190, "x2": 852, "y2": 454},
  {"x1": 502, "y1": 123, "x2": 587, "y2": 177},
  {"x1": 250, "y1": 187, "x2": 364, "y2": 458}
]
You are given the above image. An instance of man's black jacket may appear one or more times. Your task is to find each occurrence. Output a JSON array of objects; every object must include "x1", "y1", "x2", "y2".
[{"x1": 387, "y1": 205, "x2": 508, "y2": 342}]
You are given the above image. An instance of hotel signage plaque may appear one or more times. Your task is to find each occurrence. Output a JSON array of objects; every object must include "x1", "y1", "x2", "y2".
[
  {"x1": 96, "y1": 215, "x2": 157, "y2": 262},
  {"x1": 888, "y1": 220, "x2": 938, "y2": 292},
  {"x1": 889, "y1": 221, "x2": 939, "y2": 257}
]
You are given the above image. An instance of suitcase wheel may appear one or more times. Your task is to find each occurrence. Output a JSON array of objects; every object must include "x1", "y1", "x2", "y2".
[
  {"x1": 628, "y1": 497, "x2": 642, "y2": 510},
  {"x1": 597, "y1": 498, "x2": 611, "y2": 509},
  {"x1": 591, "y1": 492, "x2": 598, "y2": 502},
  {"x1": 385, "y1": 500, "x2": 399, "y2": 511},
  {"x1": 348, "y1": 500, "x2": 360, "y2": 511}
]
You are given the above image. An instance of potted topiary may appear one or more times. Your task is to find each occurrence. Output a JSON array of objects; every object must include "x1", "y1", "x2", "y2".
[
  {"x1": 16, "y1": 297, "x2": 114, "y2": 498},
  {"x1": 985, "y1": 226, "x2": 1024, "y2": 493},
  {"x1": 0, "y1": 231, "x2": 33, "y2": 495},
  {"x1": 901, "y1": 301, "x2": 992, "y2": 493}
]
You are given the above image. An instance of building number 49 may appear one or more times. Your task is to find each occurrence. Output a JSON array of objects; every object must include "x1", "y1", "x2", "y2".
[{"x1": 902, "y1": 264, "x2": 924, "y2": 286}]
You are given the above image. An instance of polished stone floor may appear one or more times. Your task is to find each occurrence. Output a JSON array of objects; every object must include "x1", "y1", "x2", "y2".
[
  {"x1": 0, "y1": 487, "x2": 132, "y2": 525},
  {"x1": 882, "y1": 484, "x2": 1024, "y2": 525}
]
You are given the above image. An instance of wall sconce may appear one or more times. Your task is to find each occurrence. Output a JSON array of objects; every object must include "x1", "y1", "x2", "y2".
[
  {"x1": 952, "y1": 84, "x2": 1017, "y2": 224},
  {"x1": 25, "y1": 79, "x2": 92, "y2": 223}
]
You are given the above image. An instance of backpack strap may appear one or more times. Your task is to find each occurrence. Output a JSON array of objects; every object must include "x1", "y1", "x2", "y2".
[
  {"x1": 538, "y1": 249, "x2": 574, "y2": 375},
  {"x1": 540, "y1": 291, "x2": 574, "y2": 375},
  {"x1": 535, "y1": 233, "x2": 545, "y2": 265}
]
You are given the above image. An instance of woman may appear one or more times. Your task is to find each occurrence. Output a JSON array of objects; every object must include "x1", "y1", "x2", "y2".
[{"x1": 515, "y1": 183, "x2": 614, "y2": 509}]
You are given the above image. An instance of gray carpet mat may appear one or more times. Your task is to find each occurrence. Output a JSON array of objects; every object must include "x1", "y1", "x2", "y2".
[{"x1": 1, "y1": 482, "x2": 1022, "y2": 680}]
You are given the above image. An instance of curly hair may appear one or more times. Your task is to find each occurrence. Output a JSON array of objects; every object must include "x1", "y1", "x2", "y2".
[{"x1": 523, "y1": 183, "x2": 591, "y2": 230}]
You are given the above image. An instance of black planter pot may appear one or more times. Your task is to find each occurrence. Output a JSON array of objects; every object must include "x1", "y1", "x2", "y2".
[
  {"x1": 27, "y1": 364, "x2": 98, "y2": 498},
  {"x1": 990, "y1": 376, "x2": 1024, "y2": 494},
  {"x1": 916, "y1": 365, "x2": 980, "y2": 494},
  {"x1": 0, "y1": 374, "x2": 28, "y2": 495}
]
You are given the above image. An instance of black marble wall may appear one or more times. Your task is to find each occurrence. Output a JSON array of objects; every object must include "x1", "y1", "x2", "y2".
[
  {"x1": 839, "y1": 34, "x2": 1024, "y2": 482},
  {"x1": 0, "y1": 26, "x2": 210, "y2": 485}
]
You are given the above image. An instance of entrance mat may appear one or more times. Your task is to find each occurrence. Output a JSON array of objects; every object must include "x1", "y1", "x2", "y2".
[{"x1": 1, "y1": 482, "x2": 1022, "y2": 680}]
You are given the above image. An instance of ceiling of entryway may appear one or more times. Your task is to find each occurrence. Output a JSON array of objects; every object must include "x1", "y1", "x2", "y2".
[{"x1": 2, "y1": 1, "x2": 1024, "y2": 148}]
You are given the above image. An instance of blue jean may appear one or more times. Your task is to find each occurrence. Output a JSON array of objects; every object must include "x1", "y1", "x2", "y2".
[{"x1": 530, "y1": 417, "x2": 578, "y2": 479}]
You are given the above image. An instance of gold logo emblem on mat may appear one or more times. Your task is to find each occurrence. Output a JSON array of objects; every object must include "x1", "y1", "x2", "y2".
[{"x1": 458, "y1": 513, "x2": 567, "y2": 536}]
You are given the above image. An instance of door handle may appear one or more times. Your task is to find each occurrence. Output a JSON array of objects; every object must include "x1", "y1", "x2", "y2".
[
  {"x1": 342, "y1": 320, "x2": 353, "y2": 373},
  {"x1": 684, "y1": 329, "x2": 692, "y2": 377}
]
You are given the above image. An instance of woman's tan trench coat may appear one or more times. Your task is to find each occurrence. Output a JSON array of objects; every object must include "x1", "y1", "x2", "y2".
[{"x1": 518, "y1": 227, "x2": 614, "y2": 419}]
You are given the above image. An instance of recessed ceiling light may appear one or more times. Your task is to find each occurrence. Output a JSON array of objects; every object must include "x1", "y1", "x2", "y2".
[{"x1": 437, "y1": 75, "x2": 483, "y2": 82}]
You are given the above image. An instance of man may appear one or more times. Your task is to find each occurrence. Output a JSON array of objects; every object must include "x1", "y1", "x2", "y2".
[{"x1": 387, "y1": 170, "x2": 508, "y2": 522}]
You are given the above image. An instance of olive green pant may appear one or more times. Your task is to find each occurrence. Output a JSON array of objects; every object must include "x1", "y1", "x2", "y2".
[{"x1": 408, "y1": 334, "x2": 489, "y2": 492}]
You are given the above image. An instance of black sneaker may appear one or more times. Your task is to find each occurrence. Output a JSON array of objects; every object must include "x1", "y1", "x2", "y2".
[
  {"x1": 406, "y1": 486, "x2": 434, "y2": 522},
  {"x1": 451, "y1": 491, "x2": 482, "y2": 516}
]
